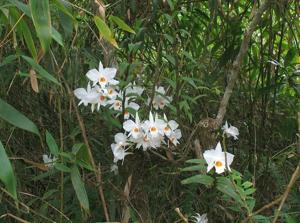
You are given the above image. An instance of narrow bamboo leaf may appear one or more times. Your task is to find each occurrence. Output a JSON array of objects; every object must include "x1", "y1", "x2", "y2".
[
  {"x1": 180, "y1": 165, "x2": 206, "y2": 172},
  {"x1": 109, "y1": 15, "x2": 135, "y2": 34},
  {"x1": 0, "y1": 140, "x2": 17, "y2": 200},
  {"x1": 185, "y1": 159, "x2": 206, "y2": 164},
  {"x1": 51, "y1": 27, "x2": 64, "y2": 47},
  {"x1": 9, "y1": 8, "x2": 37, "y2": 60},
  {"x1": 54, "y1": 163, "x2": 71, "y2": 173},
  {"x1": 94, "y1": 16, "x2": 118, "y2": 48},
  {"x1": 21, "y1": 55, "x2": 60, "y2": 85},
  {"x1": 181, "y1": 174, "x2": 214, "y2": 186},
  {"x1": 29, "y1": 0, "x2": 52, "y2": 53},
  {"x1": 8, "y1": 0, "x2": 31, "y2": 16},
  {"x1": 0, "y1": 55, "x2": 18, "y2": 67},
  {"x1": 45, "y1": 131, "x2": 59, "y2": 156},
  {"x1": 0, "y1": 98, "x2": 40, "y2": 136},
  {"x1": 52, "y1": 0, "x2": 74, "y2": 20},
  {"x1": 70, "y1": 165, "x2": 89, "y2": 211}
]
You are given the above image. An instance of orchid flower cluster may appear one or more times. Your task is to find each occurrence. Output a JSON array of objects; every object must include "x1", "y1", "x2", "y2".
[
  {"x1": 73, "y1": 61, "x2": 181, "y2": 165},
  {"x1": 73, "y1": 61, "x2": 143, "y2": 116},
  {"x1": 111, "y1": 112, "x2": 182, "y2": 163},
  {"x1": 203, "y1": 121, "x2": 239, "y2": 174}
]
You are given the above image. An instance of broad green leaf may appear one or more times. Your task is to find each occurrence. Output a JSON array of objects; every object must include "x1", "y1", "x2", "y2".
[
  {"x1": 181, "y1": 174, "x2": 214, "y2": 186},
  {"x1": 29, "y1": 0, "x2": 52, "y2": 53},
  {"x1": 70, "y1": 165, "x2": 89, "y2": 211},
  {"x1": 110, "y1": 15, "x2": 135, "y2": 34},
  {"x1": 216, "y1": 177, "x2": 243, "y2": 205},
  {"x1": 94, "y1": 16, "x2": 118, "y2": 48},
  {"x1": 0, "y1": 98, "x2": 40, "y2": 136},
  {"x1": 45, "y1": 131, "x2": 59, "y2": 156},
  {"x1": 21, "y1": 55, "x2": 60, "y2": 85},
  {"x1": 0, "y1": 140, "x2": 17, "y2": 200}
]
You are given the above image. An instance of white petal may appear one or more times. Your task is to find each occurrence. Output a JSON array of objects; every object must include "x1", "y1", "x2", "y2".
[
  {"x1": 215, "y1": 142, "x2": 223, "y2": 152},
  {"x1": 168, "y1": 120, "x2": 179, "y2": 130},
  {"x1": 74, "y1": 88, "x2": 87, "y2": 99},
  {"x1": 98, "y1": 61, "x2": 104, "y2": 71},
  {"x1": 103, "y1": 67, "x2": 117, "y2": 79},
  {"x1": 123, "y1": 120, "x2": 135, "y2": 132},
  {"x1": 86, "y1": 69, "x2": 100, "y2": 83},
  {"x1": 128, "y1": 102, "x2": 140, "y2": 111}
]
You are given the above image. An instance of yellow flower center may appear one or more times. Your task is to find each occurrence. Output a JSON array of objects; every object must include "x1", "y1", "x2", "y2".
[
  {"x1": 108, "y1": 89, "x2": 113, "y2": 95},
  {"x1": 215, "y1": 161, "x2": 223, "y2": 167}
]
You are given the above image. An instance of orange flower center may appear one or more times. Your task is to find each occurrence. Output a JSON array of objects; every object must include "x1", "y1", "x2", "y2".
[
  {"x1": 150, "y1": 127, "x2": 157, "y2": 132},
  {"x1": 99, "y1": 76, "x2": 106, "y2": 83},
  {"x1": 100, "y1": 95, "x2": 106, "y2": 101},
  {"x1": 215, "y1": 161, "x2": 223, "y2": 167},
  {"x1": 143, "y1": 135, "x2": 149, "y2": 142},
  {"x1": 164, "y1": 127, "x2": 170, "y2": 132},
  {"x1": 133, "y1": 127, "x2": 139, "y2": 133}
]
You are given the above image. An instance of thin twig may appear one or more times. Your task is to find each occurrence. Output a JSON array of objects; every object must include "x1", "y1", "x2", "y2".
[{"x1": 64, "y1": 80, "x2": 110, "y2": 221}]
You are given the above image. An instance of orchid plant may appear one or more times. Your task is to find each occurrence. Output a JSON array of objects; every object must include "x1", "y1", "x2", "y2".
[{"x1": 74, "y1": 60, "x2": 182, "y2": 166}]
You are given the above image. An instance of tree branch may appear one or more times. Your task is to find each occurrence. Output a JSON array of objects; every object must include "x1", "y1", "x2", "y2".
[{"x1": 215, "y1": 0, "x2": 271, "y2": 127}]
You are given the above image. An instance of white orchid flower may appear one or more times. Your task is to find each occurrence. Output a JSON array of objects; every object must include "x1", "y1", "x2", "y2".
[
  {"x1": 191, "y1": 213, "x2": 208, "y2": 223},
  {"x1": 203, "y1": 142, "x2": 234, "y2": 174},
  {"x1": 123, "y1": 113, "x2": 142, "y2": 139},
  {"x1": 74, "y1": 82, "x2": 99, "y2": 107},
  {"x1": 168, "y1": 129, "x2": 182, "y2": 146},
  {"x1": 42, "y1": 154, "x2": 57, "y2": 168},
  {"x1": 86, "y1": 61, "x2": 119, "y2": 88},
  {"x1": 222, "y1": 121, "x2": 239, "y2": 140},
  {"x1": 148, "y1": 86, "x2": 172, "y2": 110},
  {"x1": 125, "y1": 82, "x2": 144, "y2": 97},
  {"x1": 142, "y1": 112, "x2": 166, "y2": 139},
  {"x1": 111, "y1": 133, "x2": 130, "y2": 163},
  {"x1": 163, "y1": 114, "x2": 179, "y2": 137}
]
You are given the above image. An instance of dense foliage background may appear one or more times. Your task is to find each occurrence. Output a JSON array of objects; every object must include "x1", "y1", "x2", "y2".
[{"x1": 0, "y1": 0, "x2": 299, "y2": 222}]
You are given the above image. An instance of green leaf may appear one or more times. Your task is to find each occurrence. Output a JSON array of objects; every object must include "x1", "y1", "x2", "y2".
[
  {"x1": 181, "y1": 174, "x2": 214, "y2": 186},
  {"x1": 21, "y1": 55, "x2": 60, "y2": 85},
  {"x1": 0, "y1": 98, "x2": 40, "y2": 136},
  {"x1": 29, "y1": 0, "x2": 52, "y2": 53},
  {"x1": 185, "y1": 159, "x2": 206, "y2": 164},
  {"x1": 180, "y1": 165, "x2": 206, "y2": 172},
  {"x1": 8, "y1": 0, "x2": 31, "y2": 16},
  {"x1": 54, "y1": 163, "x2": 71, "y2": 173},
  {"x1": 45, "y1": 131, "x2": 59, "y2": 156},
  {"x1": 94, "y1": 16, "x2": 118, "y2": 48},
  {"x1": 0, "y1": 140, "x2": 17, "y2": 200},
  {"x1": 285, "y1": 214, "x2": 298, "y2": 223},
  {"x1": 216, "y1": 177, "x2": 243, "y2": 205},
  {"x1": 284, "y1": 47, "x2": 297, "y2": 66},
  {"x1": 9, "y1": 8, "x2": 37, "y2": 60},
  {"x1": 51, "y1": 27, "x2": 64, "y2": 47},
  {"x1": 110, "y1": 15, "x2": 135, "y2": 34},
  {"x1": 0, "y1": 55, "x2": 18, "y2": 68},
  {"x1": 70, "y1": 165, "x2": 89, "y2": 211}
]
